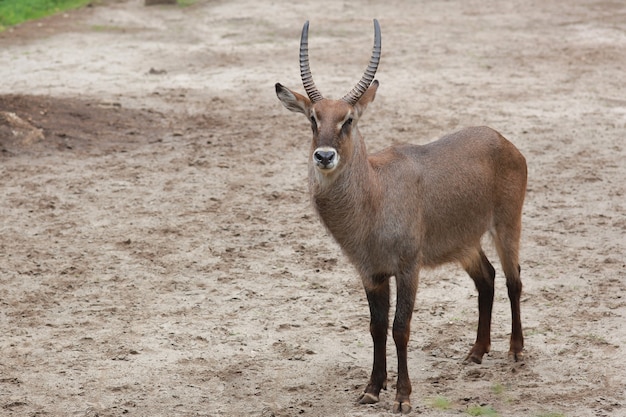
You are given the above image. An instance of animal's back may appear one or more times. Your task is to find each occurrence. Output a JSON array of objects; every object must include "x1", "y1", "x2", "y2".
[{"x1": 372, "y1": 126, "x2": 526, "y2": 267}]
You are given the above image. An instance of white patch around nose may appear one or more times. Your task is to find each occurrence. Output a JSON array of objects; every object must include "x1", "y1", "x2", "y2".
[{"x1": 312, "y1": 146, "x2": 340, "y2": 172}]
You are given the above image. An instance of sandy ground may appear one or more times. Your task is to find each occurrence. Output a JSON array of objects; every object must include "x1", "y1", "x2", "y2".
[{"x1": 1, "y1": 0, "x2": 625, "y2": 416}]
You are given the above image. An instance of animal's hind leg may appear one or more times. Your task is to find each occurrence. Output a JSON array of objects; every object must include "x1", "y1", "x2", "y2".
[
  {"x1": 493, "y1": 222, "x2": 524, "y2": 361},
  {"x1": 463, "y1": 249, "x2": 496, "y2": 364}
]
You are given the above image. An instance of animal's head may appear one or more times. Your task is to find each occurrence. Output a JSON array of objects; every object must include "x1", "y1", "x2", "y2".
[{"x1": 276, "y1": 20, "x2": 381, "y2": 177}]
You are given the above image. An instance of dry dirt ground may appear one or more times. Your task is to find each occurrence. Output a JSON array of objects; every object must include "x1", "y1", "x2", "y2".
[{"x1": 1, "y1": 1, "x2": 625, "y2": 416}]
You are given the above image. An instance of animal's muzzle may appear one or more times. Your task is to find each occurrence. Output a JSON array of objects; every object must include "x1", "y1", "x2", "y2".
[{"x1": 313, "y1": 148, "x2": 338, "y2": 170}]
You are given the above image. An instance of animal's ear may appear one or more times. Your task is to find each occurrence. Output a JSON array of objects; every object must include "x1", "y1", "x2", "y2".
[
  {"x1": 275, "y1": 83, "x2": 311, "y2": 115},
  {"x1": 354, "y1": 80, "x2": 379, "y2": 117}
]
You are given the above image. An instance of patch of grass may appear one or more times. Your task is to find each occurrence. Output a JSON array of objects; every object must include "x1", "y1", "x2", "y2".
[
  {"x1": 428, "y1": 396, "x2": 452, "y2": 410},
  {"x1": 0, "y1": 0, "x2": 92, "y2": 31},
  {"x1": 467, "y1": 404, "x2": 499, "y2": 416},
  {"x1": 491, "y1": 382, "x2": 505, "y2": 395},
  {"x1": 177, "y1": 0, "x2": 198, "y2": 6},
  {"x1": 583, "y1": 333, "x2": 610, "y2": 346}
]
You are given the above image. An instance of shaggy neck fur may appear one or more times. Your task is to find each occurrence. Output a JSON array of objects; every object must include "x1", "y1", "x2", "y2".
[{"x1": 309, "y1": 130, "x2": 381, "y2": 258}]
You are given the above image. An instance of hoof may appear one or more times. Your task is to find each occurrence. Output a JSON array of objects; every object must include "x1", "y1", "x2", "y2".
[
  {"x1": 509, "y1": 350, "x2": 524, "y2": 362},
  {"x1": 463, "y1": 352, "x2": 483, "y2": 364},
  {"x1": 392, "y1": 400, "x2": 412, "y2": 414},
  {"x1": 464, "y1": 344, "x2": 488, "y2": 364},
  {"x1": 358, "y1": 392, "x2": 379, "y2": 405}
]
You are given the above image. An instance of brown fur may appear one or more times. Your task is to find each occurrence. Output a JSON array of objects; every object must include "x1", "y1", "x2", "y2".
[{"x1": 275, "y1": 80, "x2": 527, "y2": 414}]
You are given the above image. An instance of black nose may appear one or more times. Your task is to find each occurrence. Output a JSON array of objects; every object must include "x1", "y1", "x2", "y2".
[{"x1": 314, "y1": 150, "x2": 336, "y2": 167}]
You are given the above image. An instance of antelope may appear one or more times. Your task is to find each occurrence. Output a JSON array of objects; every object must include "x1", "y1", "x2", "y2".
[{"x1": 275, "y1": 19, "x2": 527, "y2": 414}]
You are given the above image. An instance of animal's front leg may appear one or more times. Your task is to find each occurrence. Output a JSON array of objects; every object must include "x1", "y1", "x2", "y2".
[
  {"x1": 392, "y1": 270, "x2": 419, "y2": 414},
  {"x1": 358, "y1": 277, "x2": 390, "y2": 405}
]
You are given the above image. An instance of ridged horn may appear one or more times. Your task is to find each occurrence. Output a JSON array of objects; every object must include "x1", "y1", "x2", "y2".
[
  {"x1": 341, "y1": 19, "x2": 381, "y2": 106},
  {"x1": 300, "y1": 21, "x2": 324, "y2": 103}
]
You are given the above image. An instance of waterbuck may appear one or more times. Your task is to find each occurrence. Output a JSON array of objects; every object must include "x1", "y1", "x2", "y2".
[{"x1": 275, "y1": 19, "x2": 527, "y2": 414}]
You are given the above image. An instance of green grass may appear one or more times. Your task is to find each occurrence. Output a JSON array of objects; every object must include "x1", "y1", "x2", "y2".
[
  {"x1": 0, "y1": 0, "x2": 92, "y2": 30},
  {"x1": 428, "y1": 396, "x2": 452, "y2": 410},
  {"x1": 0, "y1": 0, "x2": 197, "y2": 32},
  {"x1": 466, "y1": 404, "x2": 499, "y2": 417},
  {"x1": 491, "y1": 382, "x2": 505, "y2": 395}
]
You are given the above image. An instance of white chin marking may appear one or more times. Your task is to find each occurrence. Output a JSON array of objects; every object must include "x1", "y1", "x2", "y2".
[{"x1": 316, "y1": 162, "x2": 337, "y2": 172}]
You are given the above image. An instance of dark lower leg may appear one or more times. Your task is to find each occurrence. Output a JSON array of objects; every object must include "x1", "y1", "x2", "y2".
[
  {"x1": 507, "y1": 265, "x2": 524, "y2": 360},
  {"x1": 359, "y1": 280, "x2": 390, "y2": 404},
  {"x1": 392, "y1": 323, "x2": 412, "y2": 413},
  {"x1": 466, "y1": 251, "x2": 495, "y2": 364},
  {"x1": 392, "y1": 274, "x2": 418, "y2": 414}
]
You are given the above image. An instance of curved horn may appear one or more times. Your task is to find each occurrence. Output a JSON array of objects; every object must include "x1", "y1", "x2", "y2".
[
  {"x1": 342, "y1": 19, "x2": 381, "y2": 106},
  {"x1": 300, "y1": 21, "x2": 324, "y2": 103}
]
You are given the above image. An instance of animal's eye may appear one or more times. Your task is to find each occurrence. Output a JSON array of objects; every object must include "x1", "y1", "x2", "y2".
[
  {"x1": 342, "y1": 117, "x2": 353, "y2": 130},
  {"x1": 310, "y1": 116, "x2": 317, "y2": 130}
]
